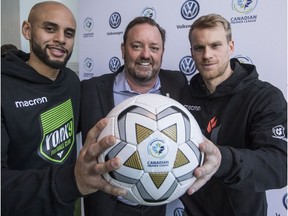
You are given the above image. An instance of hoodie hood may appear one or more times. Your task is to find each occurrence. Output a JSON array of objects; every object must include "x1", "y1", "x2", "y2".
[
  {"x1": 189, "y1": 58, "x2": 259, "y2": 98},
  {"x1": 2, "y1": 50, "x2": 65, "y2": 84}
]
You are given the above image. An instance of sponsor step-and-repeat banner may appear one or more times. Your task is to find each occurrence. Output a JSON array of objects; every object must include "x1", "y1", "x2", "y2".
[{"x1": 78, "y1": 1, "x2": 287, "y2": 215}]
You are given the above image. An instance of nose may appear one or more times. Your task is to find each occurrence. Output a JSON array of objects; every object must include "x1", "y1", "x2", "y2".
[
  {"x1": 140, "y1": 46, "x2": 151, "y2": 59},
  {"x1": 203, "y1": 47, "x2": 212, "y2": 60},
  {"x1": 54, "y1": 31, "x2": 65, "y2": 44}
]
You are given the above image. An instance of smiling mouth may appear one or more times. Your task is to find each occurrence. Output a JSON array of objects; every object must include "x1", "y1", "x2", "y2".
[
  {"x1": 48, "y1": 46, "x2": 67, "y2": 57},
  {"x1": 138, "y1": 62, "x2": 151, "y2": 66}
]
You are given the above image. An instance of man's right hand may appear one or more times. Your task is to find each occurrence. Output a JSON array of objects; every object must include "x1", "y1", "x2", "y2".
[{"x1": 74, "y1": 118, "x2": 127, "y2": 196}]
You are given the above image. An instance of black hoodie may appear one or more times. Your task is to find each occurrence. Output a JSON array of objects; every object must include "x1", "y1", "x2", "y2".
[
  {"x1": 1, "y1": 50, "x2": 81, "y2": 215},
  {"x1": 180, "y1": 59, "x2": 287, "y2": 216}
]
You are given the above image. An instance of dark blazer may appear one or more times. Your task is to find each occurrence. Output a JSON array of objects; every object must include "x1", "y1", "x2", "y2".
[{"x1": 80, "y1": 68, "x2": 188, "y2": 216}]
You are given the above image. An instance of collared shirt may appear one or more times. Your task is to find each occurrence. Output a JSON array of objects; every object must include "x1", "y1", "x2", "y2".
[{"x1": 113, "y1": 70, "x2": 161, "y2": 106}]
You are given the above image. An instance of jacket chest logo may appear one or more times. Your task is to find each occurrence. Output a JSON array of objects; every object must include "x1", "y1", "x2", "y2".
[{"x1": 38, "y1": 99, "x2": 74, "y2": 163}]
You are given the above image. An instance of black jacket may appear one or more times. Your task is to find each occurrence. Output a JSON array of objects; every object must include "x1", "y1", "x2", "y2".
[
  {"x1": 80, "y1": 68, "x2": 188, "y2": 216},
  {"x1": 1, "y1": 51, "x2": 81, "y2": 216},
  {"x1": 180, "y1": 59, "x2": 287, "y2": 216}
]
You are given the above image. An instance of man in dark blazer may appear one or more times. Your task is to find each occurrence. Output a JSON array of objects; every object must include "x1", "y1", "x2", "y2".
[{"x1": 80, "y1": 16, "x2": 188, "y2": 216}]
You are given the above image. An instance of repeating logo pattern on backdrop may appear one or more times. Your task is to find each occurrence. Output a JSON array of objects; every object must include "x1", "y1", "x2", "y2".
[
  {"x1": 109, "y1": 57, "x2": 121, "y2": 72},
  {"x1": 231, "y1": 0, "x2": 258, "y2": 24},
  {"x1": 283, "y1": 193, "x2": 287, "y2": 209},
  {"x1": 83, "y1": 57, "x2": 94, "y2": 78},
  {"x1": 84, "y1": 57, "x2": 94, "y2": 72},
  {"x1": 38, "y1": 99, "x2": 74, "y2": 163},
  {"x1": 141, "y1": 7, "x2": 156, "y2": 19},
  {"x1": 109, "y1": 12, "x2": 121, "y2": 29},
  {"x1": 234, "y1": 55, "x2": 253, "y2": 64},
  {"x1": 83, "y1": 17, "x2": 94, "y2": 32},
  {"x1": 83, "y1": 17, "x2": 94, "y2": 38},
  {"x1": 232, "y1": 0, "x2": 258, "y2": 14},
  {"x1": 107, "y1": 12, "x2": 123, "y2": 36},
  {"x1": 179, "y1": 56, "x2": 197, "y2": 76},
  {"x1": 174, "y1": 207, "x2": 184, "y2": 216},
  {"x1": 181, "y1": 0, "x2": 200, "y2": 20}
]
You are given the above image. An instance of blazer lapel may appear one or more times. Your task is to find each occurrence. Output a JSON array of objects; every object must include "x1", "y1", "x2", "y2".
[{"x1": 97, "y1": 74, "x2": 116, "y2": 116}]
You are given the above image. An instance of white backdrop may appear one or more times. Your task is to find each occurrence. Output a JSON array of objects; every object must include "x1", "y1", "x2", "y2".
[{"x1": 78, "y1": 1, "x2": 287, "y2": 215}]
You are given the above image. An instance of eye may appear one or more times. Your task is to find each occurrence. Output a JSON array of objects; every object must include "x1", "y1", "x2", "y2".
[
  {"x1": 193, "y1": 45, "x2": 204, "y2": 52},
  {"x1": 44, "y1": 26, "x2": 56, "y2": 33},
  {"x1": 132, "y1": 44, "x2": 142, "y2": 50},
  {"x1": 150, "y1": 46, "x2": 160, "y2": 52},
  {"x1": 212, "y1": 43, "x2": 221, "y2": 49},
  {"x1": 65, "y1": 31, "x2": 75, "y2": 39}
]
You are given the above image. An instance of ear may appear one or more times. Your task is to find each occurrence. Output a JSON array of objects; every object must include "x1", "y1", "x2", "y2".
[
  {"x1": 229, "y1": 40, "x2": 235, "y2": 54},
  {"x1": 121, "y1": 43, "x2": 125, "y2": 59},
  {"x1": 22, "y1": 21, "x2": 31, "y2": 40}
]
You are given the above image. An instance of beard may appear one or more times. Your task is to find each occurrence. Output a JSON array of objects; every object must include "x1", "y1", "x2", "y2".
[
  {"x1": 127, "y1": 67, "x2": 155, "y2": 82},
  {"x1": 31, "y1": 38, "x2": 72, "y2": 69},
  {"x1": 125, "y1": 58, "x2": 159, "y2": 83}
]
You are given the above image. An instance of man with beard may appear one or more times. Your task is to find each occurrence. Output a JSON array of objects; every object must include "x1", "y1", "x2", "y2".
[
  {"x1": 80, "y1": 16, "x2": 188, "y2": 216},
  {"x1": 1, "y1": 2, "x2": 126, "y2": 216}
]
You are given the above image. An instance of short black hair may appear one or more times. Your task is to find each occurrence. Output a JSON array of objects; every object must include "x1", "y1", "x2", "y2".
[{"x1": 123, "y1": 16, "x2": 166, "y2": 47}]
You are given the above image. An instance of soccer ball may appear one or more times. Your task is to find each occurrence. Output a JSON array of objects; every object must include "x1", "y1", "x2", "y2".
[{"x1": 98, "y1": 94, "x2": 203, "y2": 206}]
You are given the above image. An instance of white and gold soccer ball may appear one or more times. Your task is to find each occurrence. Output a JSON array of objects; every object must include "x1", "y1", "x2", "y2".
[{"x1": 98, "y1": 94, "x2": 203, "y2": 206}]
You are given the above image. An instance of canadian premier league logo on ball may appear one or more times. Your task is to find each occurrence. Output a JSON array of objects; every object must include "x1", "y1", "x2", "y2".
[{"x1": 98, "y1": 94, "x2": 204, "y2": 205}]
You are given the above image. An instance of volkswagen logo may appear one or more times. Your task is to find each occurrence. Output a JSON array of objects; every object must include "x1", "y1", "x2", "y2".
[
  {"x1": 174, "y1": 207, "x2": 184, "y2": 216},
  {"x1": 109, "y1": 12, "x2": 121, "y2": 29},
  {"x1": 283, "y1": 193, "x2": 287, "y2": 209},
  {"x1": 179, "y1": 56, "x2": 197, "y2": 75},
  {"x1": 181, "y1": 0, "x2": 200, "y2": 20},
  {"x1": 109, "y1": 57, "x2": 121, "y2": 72}
]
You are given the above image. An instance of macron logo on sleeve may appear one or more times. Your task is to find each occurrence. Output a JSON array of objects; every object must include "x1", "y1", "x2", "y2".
[{"x1": 15, "y1": 97, "x2": 48, "y2": 108}]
